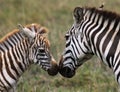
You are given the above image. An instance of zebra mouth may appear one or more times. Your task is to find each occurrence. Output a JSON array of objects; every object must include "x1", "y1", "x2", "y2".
[{"x1": 59, "y1": 66, "x2": 75, "y2": 78}]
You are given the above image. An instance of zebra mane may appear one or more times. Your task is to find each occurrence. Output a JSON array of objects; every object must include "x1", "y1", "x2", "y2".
[
  {"x1": 0, "y1": 29, "x2": 20, "y2": 43},
  {"x1": 85, "y1": 7, "x2": 120, "y2": 23},
  {"x1": 0, "y1": 23, "x2": 48, "y2": 44}
]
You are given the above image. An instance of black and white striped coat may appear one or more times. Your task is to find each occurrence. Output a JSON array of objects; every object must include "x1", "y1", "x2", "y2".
[{"x1": 59, "y1": 7, "x2": 120, "y2": 84}]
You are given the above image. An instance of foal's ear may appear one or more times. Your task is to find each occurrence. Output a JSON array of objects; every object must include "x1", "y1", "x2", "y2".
[
  {"x1": 18, "y1": 24, "x2": 37, "y2": 44},
  {"x1": 73, "y1": 7, "x2": 84, "y2": 23},
  {"x1": 18, "y1": 24, "x2": 36, "y2": 39},
  {"x1": 38, "y1": 27, "x2": 49, "y2": 35}
]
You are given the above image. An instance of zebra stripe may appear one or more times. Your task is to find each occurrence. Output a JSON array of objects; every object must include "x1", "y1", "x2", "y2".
[{"x1": 59, "y1": 6, "x2": 120, "y2": 84}]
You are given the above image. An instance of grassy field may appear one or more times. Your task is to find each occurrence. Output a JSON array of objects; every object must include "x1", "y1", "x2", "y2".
[{"x1": 0, "y1": 0, "x2": 120, "y2": 92}]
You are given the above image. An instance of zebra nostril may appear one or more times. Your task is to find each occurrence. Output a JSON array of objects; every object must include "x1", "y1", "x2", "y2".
[{"x1": 59, "y1": 66, "x2": 75, "y2": 78}]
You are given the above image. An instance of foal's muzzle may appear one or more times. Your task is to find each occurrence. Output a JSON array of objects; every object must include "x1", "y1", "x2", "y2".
[{"x1": 47, "y1": 57, "x2": 59, "y2": 76}]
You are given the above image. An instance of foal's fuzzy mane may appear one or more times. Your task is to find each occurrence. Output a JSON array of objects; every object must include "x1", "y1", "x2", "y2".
[
  {"x1": 0, "y1": 29, "x2": 19, "y2": 43},
  {"x1": 0, "y1": 23, "x2": 48, "y2": 43}
]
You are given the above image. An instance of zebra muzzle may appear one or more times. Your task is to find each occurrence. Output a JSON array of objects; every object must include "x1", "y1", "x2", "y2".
[
  {"x1": 59, "y1": 65, "x2": 75, "y2": 78},
  {"x1": 59, "y1": 56, "x2": 75, "y2": 78}
]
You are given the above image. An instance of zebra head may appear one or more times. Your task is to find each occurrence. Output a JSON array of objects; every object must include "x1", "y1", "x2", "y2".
[
  {"x1": 18, "y1": 23, "x2": 58, "y2": 76},
  {"x1": 59, "y1": 7, "x2": 93, "y2": 78}
]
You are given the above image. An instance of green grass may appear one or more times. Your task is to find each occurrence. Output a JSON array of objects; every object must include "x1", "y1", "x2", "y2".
[{"x1": 0, "y1": 0, "x2": 120, "y2": 92}]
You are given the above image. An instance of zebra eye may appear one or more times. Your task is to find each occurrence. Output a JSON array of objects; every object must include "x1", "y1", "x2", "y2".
[
  {"x1": 38, "y1": 48, "x2": 45, "y2": 53},
  {"x1": 65, "y1": 34, "x2": 70, "y2": 40}
]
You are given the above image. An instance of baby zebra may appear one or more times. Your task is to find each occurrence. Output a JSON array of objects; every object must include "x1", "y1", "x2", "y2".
[{"x1": 0, "y1": 23, "x2": 58, "y2": 92}]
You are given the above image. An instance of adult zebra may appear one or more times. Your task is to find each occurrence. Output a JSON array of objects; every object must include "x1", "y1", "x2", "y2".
[
  {"x1": 59, "y1": 6, "x2": 120, "y2": 84},
  {"x1": 0, "y1": 23, "x2": 58, "y2": 91}
]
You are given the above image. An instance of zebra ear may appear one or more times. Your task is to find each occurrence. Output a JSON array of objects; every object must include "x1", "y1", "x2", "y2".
[
  {"x1": 38, "y1": 27, "x2": 49, "y2": 35},
  {"x1": 18, "y1": 24, "x2": 36, "y2": 38},
  {"x1": 73, "y1": 7, "x2": 84, "y2": 23}
]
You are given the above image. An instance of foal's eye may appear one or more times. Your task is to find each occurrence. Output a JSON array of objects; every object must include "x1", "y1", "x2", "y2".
[{"x1": 38, "y1": 48, "x2": 45, "y2": 53}]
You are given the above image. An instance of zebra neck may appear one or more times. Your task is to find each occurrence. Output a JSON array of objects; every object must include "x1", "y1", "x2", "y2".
[
  {"x1": 85, "y1": 18, "x2": 120, "y2": 68},
  {"x1": 0, "y1": 32, "x2": 32, "y2": 79}
]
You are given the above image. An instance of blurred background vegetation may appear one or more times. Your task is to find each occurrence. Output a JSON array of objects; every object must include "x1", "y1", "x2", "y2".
[{"x1": 0, "y1": 0, "x2": 120, "y2": 92}]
